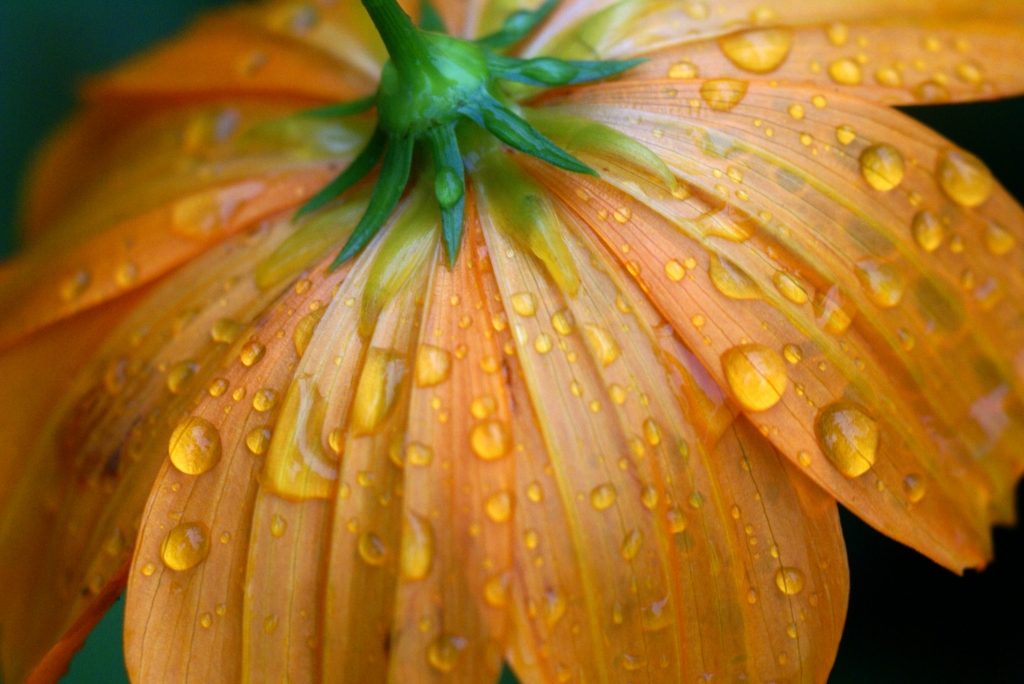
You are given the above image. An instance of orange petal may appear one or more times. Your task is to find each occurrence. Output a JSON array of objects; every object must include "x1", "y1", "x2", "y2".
[
  {"x1": 0, "y1": 164, "x2": 336, "y2": 353},
  {"x1": 0, "y1": 217, "x2": 301, "y2": 683},
  {"x1": 123, "y1": 249, "x2": 355, "y2": 684},
  {"x1": 477, "y1": 179, "x2": 848, "y2": 682},
  {"x1": 627, "y1": 21, "x2": 1024, "y2": 105},
  {"x1": 386, "y1": 203, "x2": 511, "y2": 684},
  {"x1": 85, "y1": 13, "x2": 374, "y2": 104}
]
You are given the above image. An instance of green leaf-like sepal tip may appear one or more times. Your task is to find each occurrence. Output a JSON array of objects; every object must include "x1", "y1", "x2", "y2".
[{"x1": 296, "y1": 0, "x2": 645, "y2": 270}]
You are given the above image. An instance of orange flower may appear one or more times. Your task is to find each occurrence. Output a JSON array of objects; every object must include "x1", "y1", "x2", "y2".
[{"x1": 2, "y1": 1, "x2": 1024, "y2": 682}]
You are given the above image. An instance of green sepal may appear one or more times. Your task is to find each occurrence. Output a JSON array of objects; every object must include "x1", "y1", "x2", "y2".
[
  {"x1": 331, "y1": 134, "x2": 415, "y2": 269},
  {"x1": 296, "y1": 127, "x2": 386, "y2": 218},
  {"x1": 466, "y1": 96, "x2": 597, "y2": 177},
  {"x1": 476, "y1": 0, "x2": 558, "y2": 49},
  {"x1": 427, "y1": 123, "x2": 466, "y2": 265},
  {"x1": 487, "y1": 54, "x2": 645, "y2": 86},
  {"x1": 301, "y1": 95, "x2": 377, "y2": 119},
  {"x1": 419, "y1": 0, "x2": 448, "y2": 33}
]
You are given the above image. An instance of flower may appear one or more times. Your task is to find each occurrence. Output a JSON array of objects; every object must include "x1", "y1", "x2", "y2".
[{"x1": 1, "y1": 0, "x2": 1024, "y2": 682}]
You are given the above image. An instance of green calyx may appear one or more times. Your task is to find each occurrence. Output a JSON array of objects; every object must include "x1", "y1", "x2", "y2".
[{"x1": 295, "y1": 0, "x2": 644, "y2": 268}]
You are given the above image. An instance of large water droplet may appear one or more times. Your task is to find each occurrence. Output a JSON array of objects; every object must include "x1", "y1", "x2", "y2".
[
  {"x1": 774, "y1": 566, "x2": 805, "y2": 595},
  {"x1": 246, "y1": 427, "x2": 272, "y2": 455},
  {"x1": 721, "y1": 344, "x2": 788, "y2": 411},
  {"x1": 415, "y1": 344, "x2": 452, "y2": 387},
  {"x1": 936, "y1": 149, "x2": 994, "y2": 207},
  {"x1": 590, "y1": 483, "x2": 617, "y2": 511},
  {"x1": 583, "y1": 325, "x2": 620, "y2": 366},
  {"x1": 700, "y1": 79, "x2": 749, "y2": 111},
  {"x1": 169, "y1": 417, "x2": 222, "y2": 475},
  {"x1": 351, "y1": 348, "x2": 407, "y2": 435},
  {"x1": 709, "y1": 254, "x2": 760, "y2": 299},
  {"x1": 400, "y1": 511, "x2": 434, "y2": 581},
  {"x1": 860, "y1": 143, "x2": 905, "y2": 191},
  {"x1": 855, "y1": 260, "x2": 906, "y2": 308},
  {"x1": 718, "y1": 28, "x2": 793, "y2": 73},
  {"x1": 161, "y1": 522, "x2": 211, "y2": 571},
  {"x1": 358, "y1": 532, "x2": 388, "y2": 566},
  {"x1": 511, "y1": 292, "x2": 538, "y2": 317},
  {"x1": 427, "y1": 634, "x2": 466, "y2": 673},
  {"x1": 471, "y1": 420, "x2": 512, "y2": 460},
  {"x1": 816, "y1": 402, "x2": 879, "y2": 477}
]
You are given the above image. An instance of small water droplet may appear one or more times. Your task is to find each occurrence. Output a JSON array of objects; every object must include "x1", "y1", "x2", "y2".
[
  {"x1": 160, "y1": 522, "x2": 211, "y2": 571},
  {"x1": 855, "y1": 259, "x2": 906, "y2": 308},
  {"x1": 775, "y1": 566, "x2": 806, "y2": 595},
  {"x1": 210, "y1": 318, "x2": 243, "y2": 345},
  {"x1": 590, "y1": 483, "x2": 617, "y2": 511},
  {"x1": 240, "y1": 341, "x2": 266, "y2": 367},
  {"x1": 621, "y1": 528, "x2": 644, "y2": 560},
  {"x1": 400, "y1": 511, "x2": 434, "y2": 580},
  {"x1": 252, "y1": 388, "x2": 278, "y2": 412},
  {"x1": 246, "y1": 427, "x2": 272, "y2": 455},
  {"x1": 358, "y1": 532, "x2": 388, "y2": 565},
  {"x1": 270, "y1": 513, "x2": 287, "y2": 537},
  {"x1": 427, "y1": 634, "x2": 466, "y2": 673},
  {"x1": 511, "y1": 292, "x2": 537, "y2": 317},
  {"x1": 700, "y1": 79, "x2": 749, "y2": 111},
  {"x1": 485, "y1": 491, "x2": 514, "y2": 522},
  {"x1": 902, "y1": 473, "x2": 926, "y2": 502}
]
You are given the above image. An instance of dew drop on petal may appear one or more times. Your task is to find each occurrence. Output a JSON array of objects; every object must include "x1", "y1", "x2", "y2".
[
  {"x1": 415, "y1": 344, "x2": 452, "y2": 387},
  {"x1": 583, "y1": 325, "x2": 621, "y2": 366},
  {"x1": 400, "y1": 511, "x2": 434, "y2": 581},
  {"x1": 912, "y1": 210, "x2": 945, "y2": 252},
  {"x1": 855, "y1": 260, "x2": 906, "y2": 308},
  {"x1": 709, "y1": 254, "x2": 760, "y2": 300},
  {"x1": 270, "y1": 513, "x2": 287, "y2": 537},
  {"x1": 984, "y1": 221, "x2": 1016, "y2": 256},
  {"x1": 485, "y1": 491, "x2": 514, "y2": 522},
  {"x1": 470, "y1": 420, "x2": 512, "y2": 460},
  {"x1": 240, "y1": 340, "x2": 266, "y2": 367},
  {"x1": 902, "y1": 473, "x2": 926, "y2": 502},
  {"x1": 773, "y1": 272, "x2": 809, "y2": 304},
  {"x1": 936, "y1": 148, "x2": 994, "y2": 207},
  {"x1": 721, "y1": 344, "x2": 788, "y2": 411},
  {"x1": 700, "y1": 79, "x2": 749, "y2": 111},
  {"x1": 252, "y1": 388, "x2": 278, "y2": 412},
  {"x1": 816, "y1": 402, "x2": 879, "y2": 478},
  {"x1": 210, "y1": 317, "x2": 243, "y2": 345},
  {"x1": 590, "y1": 483, "x2": 617, "y2": 511},
  {"x1": 774, "y1": 566, "x2": 805, "y2": 595},
  {"x1": 358, "y1": 532, "x2": 388, "y2": 566},
  {"x1": 835, "y1": 125, "x2": 856, "y2": 146},
  {"x1": 169, "y1": 417, "x2": 222, "y2": 475},
  {"x1": 511, "y1": 292, "x2": 537, "y2": 317},
  {"x1": 829, "y1": 58, "x2": 863, "y2": 85},
  {"x1": 428, "y1": 635, "x2": 466, "y2": 673},
  {"x1": 166, "y1": 360, "x2": 200, "y2": 394},
  {"x1": 860, "y1": 144, "x2": 905, "y2": 191},
  {"x1": 246, "y1": 427, "x2": 272, "y2": 455},
  {"x1": 160, "y1": 522, "x2": 211, "y2": 571},
  {"x1": 718, "y1": 28, "x2": 793, "y2": 74},
  {"x1": 484, "y1": 573, "x2": 510, "y2": 607},
  {"x1": 621, "y1": 528, "x2": 644, "y2": 560}
]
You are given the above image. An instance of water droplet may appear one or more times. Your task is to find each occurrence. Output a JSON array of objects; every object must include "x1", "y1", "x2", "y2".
[
  {"x1": 400, "y1": 511, "x2": 434, "y2": 580},
  {"x1": 813, "y1": 287, "x2": 854, "y2": 335},
  {"x1": 825, "y1": 23, "x2": 848, "y2": 46},
  {"x1": 798, "y1": 450, "x2": 812, "y2": 466},
  {"x1": 936, "y1": 149, "x2": 994, "y2": 207},
  {"x1": 860, "y1": 144, "x2": 905, "y2": 191},
  {"x1": 246, "y1": 427, "x2": 272, "y2": 455},
  {"x1": 270, "y1": 513, "x2": 287, "y2": 537},
  {"x1": 641, "y1": 597, "x2": 673, "y2": 631},
  {"x1": 252, "y1": 388, "x2": 278, "y2": 412},
  {"x1": 667, "y1": 507, "x2": 687, "y2": 533},
  {"x1": 169, "y1": 417, "x2": 222, "y2": 475},
  {"x1": 427, "y1": 634, "x2": 466, "y2": 673},
  {"x1": 829, "y1": 58, "x2": 863, "y2": 85},
  {"x1": 470, "y1": 420, "x2": 512, "y2": 460},
  {"x1": 485, "y1": 491, "x2": 514, "y2": 522},
  {"x1": 902, "y1": 473, "x2": 926, "y2": 502},
  {"x1": 470, "y1": 395, "x2": 498, "y2": 419},
  {"x1": 166, "y1": 360, "x2": 199, "y2": 394},
  {"x1": 160, "y1": 522, "x2": 211, "y2": 571},
  {"x1": 835, "y1": 124, "x2": 857, "y2": 146},
  {"x1": 700, "y1": 79, "x2": 749, "y2": 111},
  {"x1": 114, "y1": 261, "x2": 139, "y2": 288},
  {"x1": 984, "y1": 222, "x2": 1016, "y2": 256},
  {"x1": 511, "y1": 292, "x2": 538, "y2": 317},
  {"x1": 955, "y1": 60, "x2": 984, "y2": 84},
  {"x1": 817, "y1": 402, "x2": 879, "y2": 477},
  {"x1": 620, "y1": 653, "x2": 647, "y2": 671},
  {"x1": 621, "y1": 528, "x2": 644, "y2": 560},
  {"x1": 415, "y1": 344, "x2": 452, "y2": 387},
  {"x1": 721, "y1": 344, "x2": 788, "y2": 411},
  {"x1": 719, "y1": 28, "x2": 793, "y2": 74},
  {"x1": 641, "y1": 485, "x2": 659, "y2": 510},
  {"x1": 240, "y1": 340, "x2": 266, "y2": 367},
  {"x1": 855, "y1": 260, "x2": 906, "y2": 308},
  {"x1": 526, "y1": 482, "x2": 544, "y2": 503},
  {"x1": 590, "y1": 483, "x2": 617, "y2": 511},
  {"x1": 293, "y1": 310, "x2": 325, "y2": 357},
  {"x1": 668, "y1": 61, "x2": 699, "y2": 79},
  {"x1": 709, "y1": 254, "x2": 760, "y2": 300},
  {"x1": 534, "y1": 333, "x2": 553, "y2": 354},
  {"x1": 358, "y1": 532, "x2": 388, "y2": 565},
  {"x1": 351, "y1": 348, "x2": 407, "y2": 435},
  {"x1": 774, "y1": 566, "x2": 805, "y2": 595},
  {"x1": 59, "y1": 269, "x2": 91, "y2": 302},
  {"x1": 583, "y1": 325, "x2": 620, "y2": 366},
  {"x1": 210, "y1": 317, "x2": 243, "y2": 345},
  {"x1": 783, "y1": 344, "x2": 803, "y2": 364},
  {"x1": 788, "y1": 103, "x2": 805, "y2": 120},
  {"x1": 664, "y1": 259, "x2": 686, "y2": 281},
  {"x1": 543, "y1": 589, "x2": 567, "y2": 626},
  {"x1": 773, "y1": 272, "x2": 809, "y2": 304},
  {"x1": 404, "y1": 442, "x2": 432, "y2": 467},
  {"x1": 911, "y1": 210, "x2": 945, "y2": 251},
  {"x1": 484, "y1": 573, "x2": 510, "y2": 607},
  {"x1": 263, "y1": 615, "x2": 279, "y2": 634},
  {"x1": 524, "y1": 529, "x2": 540, "y2": 549}
]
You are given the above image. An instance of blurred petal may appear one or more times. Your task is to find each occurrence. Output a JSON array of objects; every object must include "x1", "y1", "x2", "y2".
[{"x1": 0, "y1": 217, "x2": 301, "y2": 683}]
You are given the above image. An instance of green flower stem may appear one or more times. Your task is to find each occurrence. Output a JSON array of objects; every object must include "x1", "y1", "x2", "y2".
[{"x1": 361, "y1": 0, "x2": 439, "y2": 81}]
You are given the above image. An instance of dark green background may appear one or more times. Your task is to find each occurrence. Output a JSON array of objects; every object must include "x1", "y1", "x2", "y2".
[{"x1": 1, "y1": 1, "x2": 1021, "y2": 682}]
